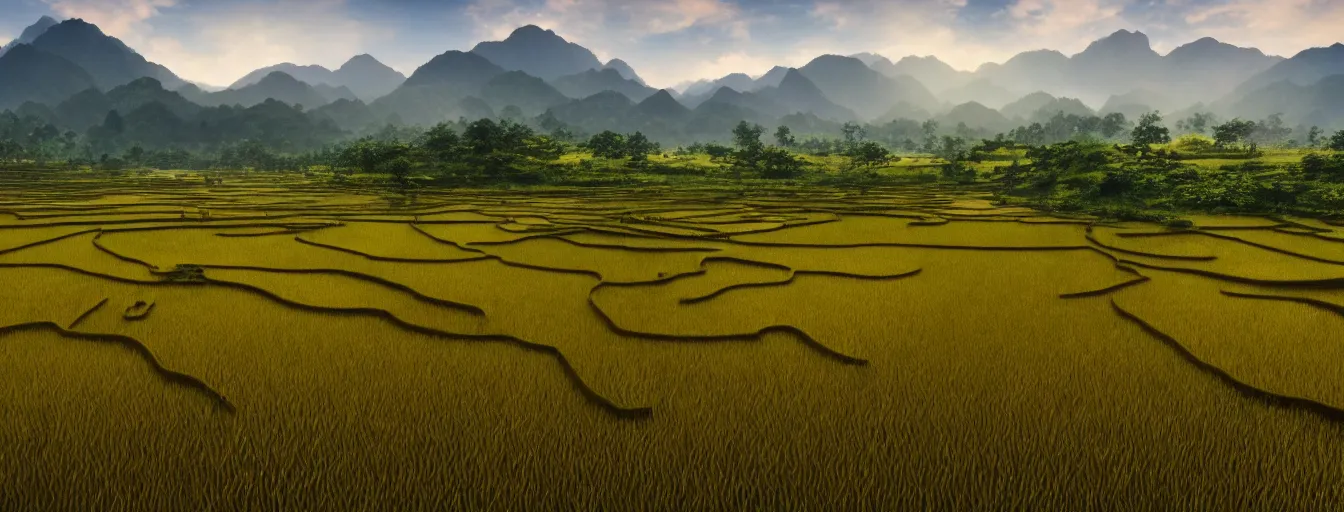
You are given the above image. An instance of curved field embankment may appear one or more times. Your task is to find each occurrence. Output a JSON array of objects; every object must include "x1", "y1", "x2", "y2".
[{"x1": 4, "y1": 175, "x2": 1344, "y2": 509}]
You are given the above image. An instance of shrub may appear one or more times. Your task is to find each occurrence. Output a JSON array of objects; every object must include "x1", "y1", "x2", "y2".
[{"x1": 1169, "y1": 134, "x2": 1216, "y2": 153}]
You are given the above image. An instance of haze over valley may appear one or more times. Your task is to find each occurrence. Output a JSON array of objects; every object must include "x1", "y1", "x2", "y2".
[{"x1": 3, "y1": 11, "x2": 1343, "y2": 148}]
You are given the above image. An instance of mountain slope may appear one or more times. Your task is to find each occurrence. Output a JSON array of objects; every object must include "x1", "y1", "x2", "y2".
[
  {"x1": 939, "y1": 78, "x2": 1018, "y2": 110},
  {"x1": 682, "y1": 73, "x2": 757, "y2": 98},
  {"x1": 481, "y1": 71, "x2": 571, "y2": 116},
  {"x1": 1235, "y1": 43, "x2": 1344, "y2": 94},
  {"x1": 798, "y1": 55, "x2": 938, "y2": 121},
  {"x1": 332, "y1": 55, "x2": 406, "y2": 100},
  {"x1": 230, "y1": 55, "x2": 406, "y2": 102},
  {"x1": 698, "y1": 87, "x2": 784, "y2": 122},
  {"x1": 935, "y1": 102, "x2": 1014, "y2": 133},
  {"x1": 891, "y1": 55, "x2": 974, "y2": 91},
  {"x1": 309, "y1": 98, "x2": 379, "y2": 132},
  {"x1": 1070, "y1": 30, "x2": 1162, "y2": 91},
  {"x1": 754, "y1": 66, "x2": 791, "y2": 89},
  {"x1": 0, "y1": 16, "x2": 59, "y2": 58},
  {"x1": 470, "y1": 25, "x2": 602, "y2": 80},
  {"x1": 107, "y1": 77, "x2": 202, "y2": 121},
  {"x1": 29, "y1": 19, "x2": 185, "y2": 90},
  {"x1": 229, "y1": 63, "x2": 334, "y2": 90},
  {"x1": 205, "y1": 72, "x2": 332, "y2": 109},
  {"x1": 1001, "y1": 92, "x2": 1060, "y2": 121},
  {"x1": 551, "y1": 68, "x2": 657, "y2": 102},
  {"x1": 757, "y1": 69, "x2": 856, "y2": 121},
  {"x1": 602, "y1": 59, "x2": 645, "y2": 85},
  {"x1": 400, "y1": 50, "x2": 505, "y2": 90},
  {"x1": 371, "y1": 51, "x2": 507, "y2": 126},
  {"x1": 313, "y1": 84, "x2": 359, "y2": 103},
  {"x1": 633, "y1": 89, "x2": 691, "y2": 121},
  {"x1": 1227, "y1": 74, "x2": 1344, "y2": 129},
  {"x1": 1163, "y1": 37, "x2": 1281, "y2": 101},
  {"x1": 978, "y1": 50, "x2": 1070, "y2": 100},
  {"x1": 547, "y1": 90, "x2": 637, "y2": 133},
  {"x1": 0, "y1": 44, "x2": 99, "y2": 110}
]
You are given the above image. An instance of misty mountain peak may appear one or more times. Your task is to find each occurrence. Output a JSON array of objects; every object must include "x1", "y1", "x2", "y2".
[
  {"x1": 778, "y1": 68, "x2": 811, "y2": 88},
  {"x1": 258, "y1": 71, "x2": 303, "y2": 86},
  {"x1": 341, "y1": 54, "x2": 379, "y2": 67},
  {"x1": 803, "y1": 54, "x2": 871, "y2": 74},
  {"x1": 641, "y1": 88, "x2": 678, "y2": 104},
  {"x1": 122, "y1": 76, "x2": 166, "y2": 91},
  {"x1": 471, "y1": 25, "x2": 602, "y2": 80},
  {"x1": 602, "y1": 58, "x2": 646, "y2": 85},
  {"x1": 46, "y1": 18, "x2": 109, "y2": 39},
  {"x1": 1079, "y1": 29, "x2": 1155, "y2": 57},
  {"x1": 511, "y1": 25, "x2": 556, "y2": 39},
  {"x1": 22, "y1": 16, "x2": 60, "y2": 39},
  {"x1": 895, "y1": 55, "x2": 952, "y2": 69},
  {"x1": 0, "y1": 16, "x2": 62, "y2": 57},
  {"x1": 635, "y1": 89, "x2": 690, "y2": 118},
  {"x1": 849, "y1": 52, "x2": 892, "y2": 67}
]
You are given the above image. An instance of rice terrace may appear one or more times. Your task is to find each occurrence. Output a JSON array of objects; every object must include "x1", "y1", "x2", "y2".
[
  {"x1": 6, "y1": 1, "x2": 1344, "y2": 509},
  {"x1": 1, "y1": 166, "x2": 1343, "y2": 509}
]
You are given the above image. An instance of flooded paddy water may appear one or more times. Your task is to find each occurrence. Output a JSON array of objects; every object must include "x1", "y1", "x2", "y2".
[{"x1": 2, "y1": 171, "x2": 1343, "y2": 509}]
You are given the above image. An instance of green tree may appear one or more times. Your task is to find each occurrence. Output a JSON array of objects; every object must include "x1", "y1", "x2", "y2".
[
  {"x1": 920, "y1": 119, "x2": 939, "y2": 153},
  {"x1": 730, "y1": 121, "x2": 766, "y2": 181},
  {"x1": 382, "y1": 156, "x2": 413, "y2": 184},
  {"x1": 759, "y1": 146, "x2": 806, "y2": 179},
  {"x1": 1212, "y1": 119, "x2": 1256, "y2": 148},
  {"x1": 124, "y1": 145, "x2": 145, "y2": 167},
  {"x1": 338, "y1": 138, "x2": 408, "y2": 175},
  {"x1": 1131, "y1": 112, "x2": 1171, "y2": 147},
  {"x1": 624, "y1": 131, "x2": 657, "y2": 162},
  {"x1": 704, "y1": 143, "x2": 732, "y2": 161},
  {"x1": 774, "y1": 125, "x2": 796, "y2": 147},
  {"x1": 1175, "y1": 112, "x2": 1215, "y2": 134},
  {"x1": 841, "y1": 122, "x2": 865, "y2": 152},
  {"x1": 732, "y1": 121, "x2": 765, "y2": 165},
  {"x1": 851, "y1": 141, "x2": 891, "y2": 171},
  {"x1": 1327, "y1": 130, "x2": 1344, "y2": 151},
  {"x1": 936, "y1": 136, "x2": 967, "y2": 161},
  {"x1": 1301, "y1": 153, "x2": 1344, "y2": 182},
  {"x1": 421, "y1": 123, "x2": 461, "y2": 165},
  {"x1": 1307, "y1": 126, "x2": 1323, "y2": 147},
  {"x1": 587, "y1": 131, "x2": 626, "y2": 159}
]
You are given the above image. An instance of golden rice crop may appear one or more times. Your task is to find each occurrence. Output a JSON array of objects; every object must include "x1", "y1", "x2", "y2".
[{"x1": 2, "y1": 173, "x2": 1344, "y2": 510}]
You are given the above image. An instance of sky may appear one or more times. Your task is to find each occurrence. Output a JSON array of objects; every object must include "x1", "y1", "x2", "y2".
[{"x1": 2, "y1": 0, "x2": 1342, "y2": 89}]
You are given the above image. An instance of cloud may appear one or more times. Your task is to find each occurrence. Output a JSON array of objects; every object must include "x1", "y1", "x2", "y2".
[
  {"x1": 23, "y1": 0, "x2": 1344, "y2": 92},
  {"x1": 146, "y1": 0, "x2": 390, "y2": 87},
  {"x1": 462, "y1": 0, "x2": 747, "y2": 86},
  {"x1": 1177, "y1": 0, "x2": 1344, "y2": 56},
  {"x1": 41, "y1": 0, "x2": 176, "y2": 45}
]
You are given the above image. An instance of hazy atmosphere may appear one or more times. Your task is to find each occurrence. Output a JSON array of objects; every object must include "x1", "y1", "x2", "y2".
[
  {"x1": 3, "y1": 0, "x2": 1341, "y2": 87},
  {"x1": 4, "y1": 0, "x2": 1344, "y2": 509}
]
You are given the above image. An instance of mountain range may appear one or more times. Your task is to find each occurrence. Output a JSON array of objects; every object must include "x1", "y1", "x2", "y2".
[{"x1": 3, "y1": 16, "x2": 1344, "y2": 145}]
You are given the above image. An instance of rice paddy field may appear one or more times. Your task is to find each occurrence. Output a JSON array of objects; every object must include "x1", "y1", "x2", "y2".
[{"x1": 2, "y1": 169, "x2": 1343, "y2": 510}]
